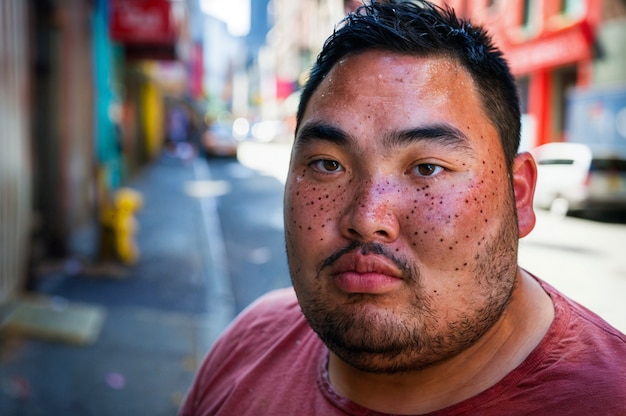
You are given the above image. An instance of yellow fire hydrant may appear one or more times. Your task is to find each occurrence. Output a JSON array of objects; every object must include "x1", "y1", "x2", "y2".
[{"x1": 99, "y1": 187, "x2": 143, "y2": 265}]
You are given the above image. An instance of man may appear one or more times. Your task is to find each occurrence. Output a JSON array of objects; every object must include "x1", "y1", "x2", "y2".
[{"x1": 179, "y1": 1, "x2": 626, "y2": 414}]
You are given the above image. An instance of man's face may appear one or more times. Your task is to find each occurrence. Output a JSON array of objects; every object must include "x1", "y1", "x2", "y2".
[{"x1": 285, "y1": 51, "x2": 523, "y2": 373}]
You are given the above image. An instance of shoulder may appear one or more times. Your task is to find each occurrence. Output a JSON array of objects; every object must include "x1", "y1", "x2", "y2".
[
  {"x1": 243, "y1": 286, "x2": 300, "y2": 315},
  {"x1": 473, "y1": 276, "x2": 626, "y2": 413},
  {"x1": 187, "y1": 288, "x2": 304, "y2": 380},
  {"x1": 208, "y1": 287, "x2": 302, "y2": 353},
  {"x1": 193, "y1": 287, "x2": 309, "y2": 374},
  {"x1": 533, "y1": 277, "x2": 626, "y2": 397},
  {"x1": 179, "y1": 288, "x2": 322, "y2": 415},
  {"x1": 229, "y1": 287, "x2": 302, "y2": 336},
  {"x1": 539, "y1": 278, "x2": 626, "y2": 344}
]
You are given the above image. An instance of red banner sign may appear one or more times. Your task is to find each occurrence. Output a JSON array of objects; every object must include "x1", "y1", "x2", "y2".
[
  {"x1": 504, "y1": 22, "x2": 594, "y2": 75},
  {"x1": 109, "y1": 0, "x2": 176, "y2": 45}
]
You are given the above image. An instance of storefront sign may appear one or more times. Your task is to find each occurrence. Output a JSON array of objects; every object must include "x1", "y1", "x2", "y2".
[
  {"x1": 110, "y1": 0, "x2": 175, "y2": 44},
  {"x1": 504, "y1": 22, "x2": 593, "y2": 75}
]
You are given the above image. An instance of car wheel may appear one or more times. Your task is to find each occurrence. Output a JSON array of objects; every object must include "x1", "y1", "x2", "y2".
[{"x1": 549, "y1": 197, "x2": 569, "y2": 217}]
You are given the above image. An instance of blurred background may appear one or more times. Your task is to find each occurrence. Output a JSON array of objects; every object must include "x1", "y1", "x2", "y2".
[{"x1": 1, "y1": 0, "x2": 625, "y2": 415}]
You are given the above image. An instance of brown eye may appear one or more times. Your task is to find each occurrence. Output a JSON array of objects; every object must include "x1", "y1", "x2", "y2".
[
  {"x1": 322, "y1": 160, "x2": 341, "y2": 171},
  {"x1": 415, "y1": 163, "x2": 443, "y2": 177},
  {"x1": 311, "y1": 159, "x2": 344, "y2": 173}
]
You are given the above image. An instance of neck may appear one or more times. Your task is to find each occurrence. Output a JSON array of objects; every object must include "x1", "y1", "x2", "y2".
[{"x1": 328, "y1": 269, "x2": 555, "y2": 414}]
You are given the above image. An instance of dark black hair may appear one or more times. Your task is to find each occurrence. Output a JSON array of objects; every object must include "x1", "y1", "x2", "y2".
[{"x1": 296, "y1": 0, "x2": 521, "y2": 169}]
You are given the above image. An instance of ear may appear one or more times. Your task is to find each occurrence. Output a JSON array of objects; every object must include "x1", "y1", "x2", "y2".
[{"x1": 512, "y1": 152, "x2": 537, "y2": 238}]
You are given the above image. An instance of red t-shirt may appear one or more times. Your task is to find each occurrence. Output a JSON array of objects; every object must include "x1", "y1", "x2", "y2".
[{"x1": 179, "y1": 278, "x2": 626, "y2": 415}]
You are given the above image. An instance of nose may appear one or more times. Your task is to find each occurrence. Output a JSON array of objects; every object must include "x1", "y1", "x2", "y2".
[{"x1": 339, "y1": 178, "x2": 401, "y2": 243}]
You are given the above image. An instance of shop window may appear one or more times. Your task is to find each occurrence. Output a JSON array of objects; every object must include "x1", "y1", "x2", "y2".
[
  {"x1": 558, "y1": 0, "x2": 586, "y2": 18},
  {"x1": 551, "y1": 65, "x2": 578, "y2": 140},
  {"x1": 517, "y1": 76, "x2": 530, "y2": 114},
  {"x1": 520, "y1": 0, "x2": 541, "y2": 36},
  {"x1": 522, "y1": 0, "x2": 532, "y2": 28},
  {"x1": 516, "y1": 76, "x2": 535, "y2": 150},
  {"x1": 485, "y1": 0, "x2": 498, "y2": 15}
]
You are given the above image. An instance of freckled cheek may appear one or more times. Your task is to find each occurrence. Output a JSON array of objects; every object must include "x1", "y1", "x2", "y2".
[
  {"x1": 285, "y1": 182, "x2": 346, "y2": 243},
  {"x1": 403, "y1": 184, "x2": 497, "y2": 267}
]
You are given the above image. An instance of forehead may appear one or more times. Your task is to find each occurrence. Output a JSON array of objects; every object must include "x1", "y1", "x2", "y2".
[
  {"x1": 323, "y1": 51, "x2": 467, "y2": 95},
  {"x1": 299, "y1": 51, "x2": 496, "y2": 149}
]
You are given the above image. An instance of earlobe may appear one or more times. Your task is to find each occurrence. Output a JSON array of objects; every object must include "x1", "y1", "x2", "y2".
[{"x1": 512, "y1": 152, "x2": 537, "y2": 238}]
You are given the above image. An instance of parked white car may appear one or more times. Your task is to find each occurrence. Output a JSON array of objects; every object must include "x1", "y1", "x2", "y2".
[{"x1": 531, "y1": 142, "x2": 626, "y2": 216}]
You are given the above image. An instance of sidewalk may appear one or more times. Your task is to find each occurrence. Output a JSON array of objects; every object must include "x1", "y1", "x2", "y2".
[{"x1": 0, "y1": 154, "x2": 233, "y2": 415}]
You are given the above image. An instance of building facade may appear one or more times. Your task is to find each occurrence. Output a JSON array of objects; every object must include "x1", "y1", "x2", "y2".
[
  {"x1": 0, "y1": 1, "x2": 31, "y2": 303},
  {"x1": 442, "y1": 0, "x2": 626, "y2": 150},
  {"x1": 0, "y1": 0, "x2": 199, "y2": 304},
  {"x1": 266, "y1": 0, "x2": 626, "y2": 150}
]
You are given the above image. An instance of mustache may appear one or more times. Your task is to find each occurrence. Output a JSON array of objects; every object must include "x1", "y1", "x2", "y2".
[{"x1": 318, "y1": 240, "x2": 417, "y2": 282}]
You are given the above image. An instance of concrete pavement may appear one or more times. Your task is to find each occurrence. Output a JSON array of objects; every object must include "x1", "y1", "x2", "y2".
[{"x1": 0, "y1": 153, "x2": 234, "y2": 415}]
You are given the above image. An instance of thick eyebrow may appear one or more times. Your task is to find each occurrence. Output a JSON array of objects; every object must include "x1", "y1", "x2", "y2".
[
  {"x1": 386, "y1": 124, "x2": 473, "y2": 153},
  {"x1": 295, "y1": 121, "x2": 474, "y2": 154},
  {"x1": 294, "y1": 122, "x2": 352, "y2": 149}
]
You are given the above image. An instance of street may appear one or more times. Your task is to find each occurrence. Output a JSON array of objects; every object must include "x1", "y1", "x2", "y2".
[
  {"x1": 2, "y1": 1, "x2": 625, "y2": 413},
  {"x1": 218, "y1": 141, "x2": 626, "y2": 332},
  {"x1": 203, "y1": 155, "x2": 291, "y2": 314},
  {"x1": 519, "y1": 210, "x2": 626, "y2": 332},
  {"x1": 3, "y1": 150, "x2": 623, "y2": 416}
]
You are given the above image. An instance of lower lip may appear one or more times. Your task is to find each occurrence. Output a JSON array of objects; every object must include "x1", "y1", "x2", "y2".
[{"x1": 333, "y1": 272, "x2": 403, "y2": 294}]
